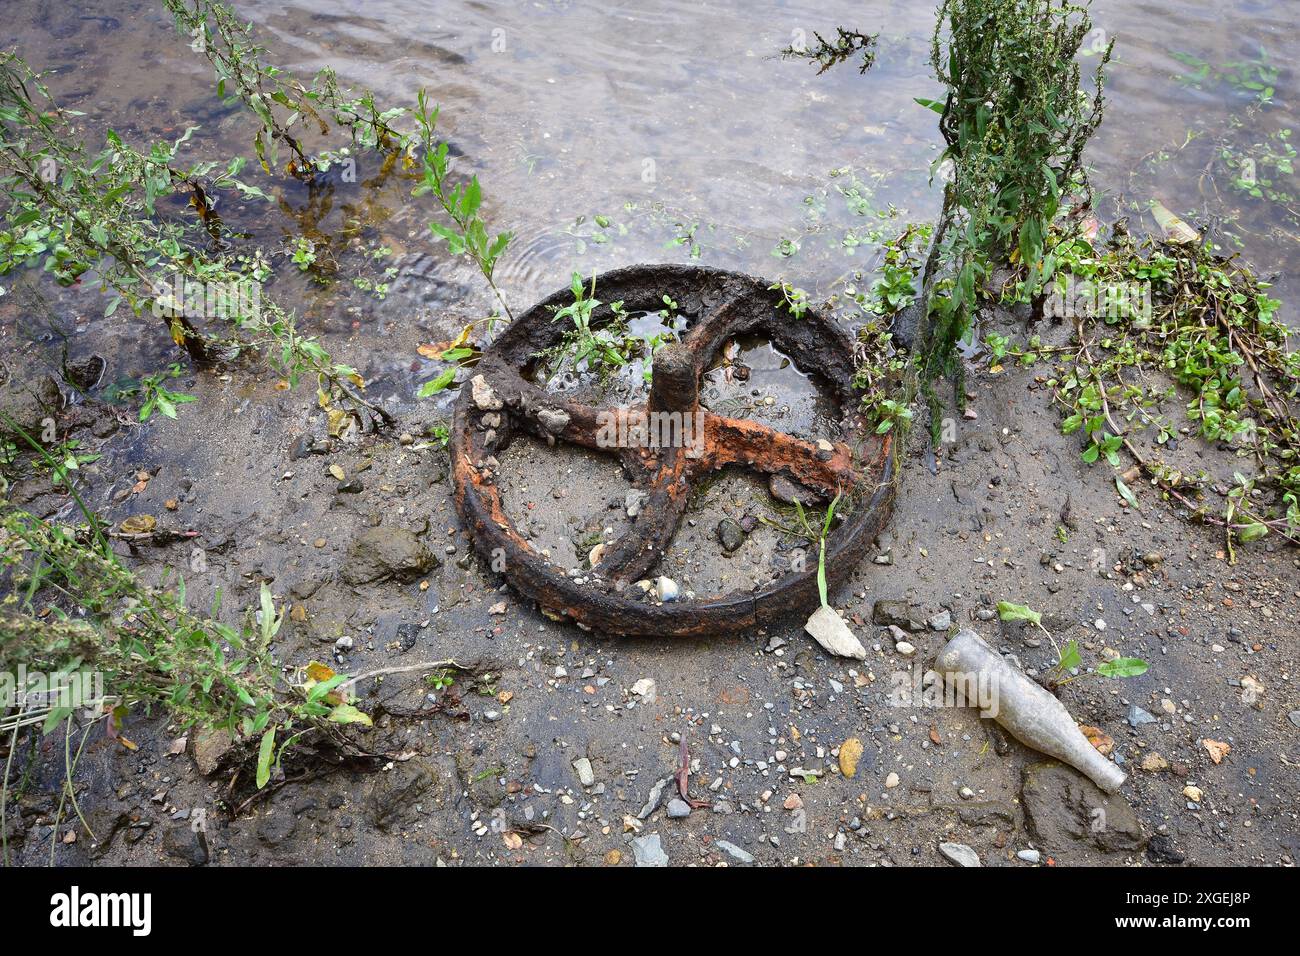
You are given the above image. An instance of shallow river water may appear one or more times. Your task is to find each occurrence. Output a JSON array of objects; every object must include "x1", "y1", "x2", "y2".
[{"x1": 2, "y1": 0, "x2": 1295, "y2": 402}]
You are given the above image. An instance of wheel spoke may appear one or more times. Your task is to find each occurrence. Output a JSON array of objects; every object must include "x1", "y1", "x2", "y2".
[
  {"x1": 693, "y1": 412, "x2": 870, "y2": 498},
  {"x1": 680, "y1": 292, "x2": 759, "y2": 378},
  {"x1": 591, "y1": 451, "x2": 691, "y2": 585},
  {"x1": 468, "y1": 358, "x2": 619, "y2": 452}
]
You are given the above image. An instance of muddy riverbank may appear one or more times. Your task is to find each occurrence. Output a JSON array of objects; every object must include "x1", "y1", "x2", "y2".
[{"x1": 1, "y1": 0, "x2": 1297, "y2": 867}]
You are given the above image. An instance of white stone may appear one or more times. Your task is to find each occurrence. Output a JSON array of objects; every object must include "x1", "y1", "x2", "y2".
[
  {"x1": 803, "y1": 605, "x2": 867, "y2": 660},
  {"x1": 573, "y1": 757, "x2": 594, "y2": 787},
  {"x1": 470, "y1": 375, "x2": 503, "y2": 411},
  {"x1": 939, "y1": 841, "x2": 981, "y2": 867},
  {"x1": 655, "y1": 576, "x2": 680, "y2": 602}
]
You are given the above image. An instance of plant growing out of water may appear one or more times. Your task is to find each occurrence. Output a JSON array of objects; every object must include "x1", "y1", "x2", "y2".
[
  {"x1": 163, "y1": 0, "x2": 520, "y2": 386},
  {"x1": 538, "y1": 271, "x2": 656, "y2": 381},
  {"x1": 1171, "y1": 47, "x2": 1278, "y2": 107},
  {"x1": 1219, "y1": 128, "x2": 1295, "y2": 204},
  {"x1": 864, "y1": 224, "x2": 930, "y2": 318},
  {"x1": 161, "y1": 0, "x2": 409, "y2": 179},
  {"x1": 911, "y1": 0, "x2": 1112, "y2": 432},
  {"x1": 0, "y1": 53, "x2": 389, "y2": 429},
  {"x1": 412, "y1": 90, "x2": 515, "y2": 325},
  {"x1": 780, "y1": 27, "x2": 878, "y2": 76},
  {"x1": 770, "y1": 280, "x2": 809, "y2": 318}
]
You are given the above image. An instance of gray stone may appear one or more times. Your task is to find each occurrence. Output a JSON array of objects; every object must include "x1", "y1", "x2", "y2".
[
  {"x1": 190, "y1": 727, "x2": 234, "y2": 777},
  {"x1": 573, "y1": 757, "x2": 594, "y2": 787},
  {"x1": 1127, "y1": 704, "x2": 1157, "y2": 728},
  {"x1": 631, "y1": 833, "x2": 669, "y2": 867},
  {"x1": 537, "y1": 407, "x2": 570, "y2": 434},
  {"x1": 341, "y1": 526, "x2": 437, "y2": 585},
  {"x1": 1288, "y1": 710, "x2": 1300, "y2": 729},
  {"x1": 873, "y1": 599, "x2": 924, "y2": 632},
  {"x1": 716, "y1": 517, "x2": 745, "y2": 553},
  {"x1": 1021, "y1": 761, "x2": 1147, "y2": 855},
  {"x1": 939, "y1": 841, "x2": 981, "y2": 867},
  {"x1": 638, "y1": 778, "x2": 668, "y2": 819},
  {"x1": 666, "y1": 798, "x2": 691, "y2": 819},
  {"x1": 470, "y1": 374, "x2": 503, "y2": 411},
  {"x1": 1017, "y1": 848, "x2": 1042, "y2": 864},
  {"x1": 256, "y1": 811, "x2": 297, "y2": 847},
  {"x1": 625, "y1": 489, "x2": 648, "y2": 518},
  {"x1": 929, "y1": 609, "x2": 952, "y2": 631},
  {"x1": 0, "y1": 375, "x2": 59, "y2": 441},
  {"x1": 769, "y1": 474, "x2": 818, "y2": 505},
  {"x1": 163, "y1": 825, "x2": 208, "y2": 866},
  {"x1": 715, "y1": 839, "x2": 754, "y2": 864}
]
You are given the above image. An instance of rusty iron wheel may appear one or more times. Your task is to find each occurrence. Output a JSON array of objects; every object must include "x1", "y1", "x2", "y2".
[{"x1": 452, "y1": 263, "x2": 896, "y2": 636}]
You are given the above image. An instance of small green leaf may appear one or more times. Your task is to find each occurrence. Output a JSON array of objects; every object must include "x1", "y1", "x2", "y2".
[
  {"x1": 1058, "y1": 639, "x2": 1082, "y2": 671},
  {"x1": 1115, "y1": 476, "x2": 1139, "y2": 510},
  {"x1": 256, "y1": 726, "x2": 276, "y2": 789},
  {"x1": 1097, "y1": 657, "x2": 1149, "y2": 678},
  {"x1": 996, "y1": 601, "x2": 1042, "y2": 626},
  {"x1": 43, "y1": 706, "x2": 74, "y2": 734},
  {"x1": 418, "y1": 366, "x2": 457, "y2": 397},
  {"x1": 328, "y1": 703, "x2": 373, "y2": 726},
  {"x1": 1236, "y1": 522, "x2": 1268, "y2": 542},
  {"x1": 308, "y1": 674, "x2": 349, "y2": 702}
]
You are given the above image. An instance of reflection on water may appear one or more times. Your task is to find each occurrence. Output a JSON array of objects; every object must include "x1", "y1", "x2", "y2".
[{"x1": 1, "y1": 0, "x2": 1295, "y2": 405}]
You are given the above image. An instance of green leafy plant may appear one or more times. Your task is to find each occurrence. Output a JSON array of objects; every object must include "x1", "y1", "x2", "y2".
[
  {"x1": 412, "y1": 90, "x2": 515, "y2": 324},
  {"x1": 911, "y1": 0, "x2": 1111, "y2": 434},
  {"x1": 998, "y1": 599, "x2": 1148, "y2": 686},
  {"x1": 537, "y1": 272, "x2": 661, "y2": 381},
  {"x1": 0, "y1": 53, "x2": 388, "y2": 429},
  {"x1": 0, "y1": 423, "x2": 376, "y2": 846},
  {"x1": 161, "y1": 0, "x2": 408, "y2": 179},
  {"x1": 770, "y1": 280, "x2": 809, "y2": 319},
  {"x1": 1032, "y1": 231, "x2": 1299, "y2": 555},
  {"x1": 851, "y1": 319, "x2": 910, "y2": 434},
  {"x1": 1171, "y1": 47, "x2": 1278, "y2": 107},
  {"x1": 816, "y1": 492, "x2": 842, "y2": 608},
  {"x1": 780, "y1": 27, "x2": 878, "y2": 75},
  {"x1": 137, "y1": 364, "x2": 198, "y2": 421}
]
